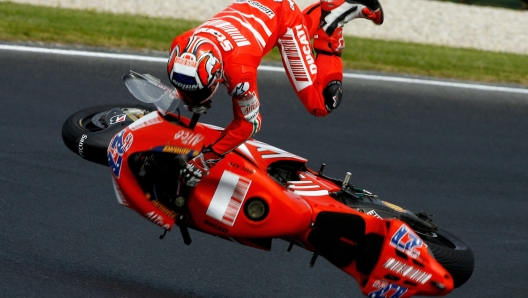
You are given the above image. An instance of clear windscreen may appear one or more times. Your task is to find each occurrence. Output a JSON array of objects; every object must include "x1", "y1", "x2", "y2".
[{"x1": 123, "y1": 71, "x2": 180, "y2": 115}]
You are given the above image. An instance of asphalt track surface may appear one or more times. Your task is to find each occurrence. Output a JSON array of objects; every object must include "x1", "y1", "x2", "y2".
[{"x1": 1, "y1": 47, "x2": 527, "y2": 298}]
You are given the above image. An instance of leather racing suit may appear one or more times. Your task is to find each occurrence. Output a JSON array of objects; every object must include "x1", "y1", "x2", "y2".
[{"x1": 169, "y1": 0, "x2": 341, "y2": 157}]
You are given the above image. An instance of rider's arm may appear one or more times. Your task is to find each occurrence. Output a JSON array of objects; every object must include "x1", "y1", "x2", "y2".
[
  {"x1": 208, "y1": 64, "x2": 261, "y2": 156},
  {"x1": 180, "y1": 64, "x2": 260, "y2": 187}
]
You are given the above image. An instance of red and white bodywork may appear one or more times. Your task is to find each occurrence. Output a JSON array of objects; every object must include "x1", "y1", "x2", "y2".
[{"x1": 108, "y1": 111, "x2": 454, "y2": 297}]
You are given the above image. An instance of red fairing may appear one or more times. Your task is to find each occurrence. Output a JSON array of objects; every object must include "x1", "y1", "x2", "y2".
[
  {"x1": 109, "y1": 112, "x2": 456, "y2": 296},
  {"x1": 187, "y1": 124, "x2": 314, "y2": 238},
  {"x1": 168, "y1": 0, "x2": 343, "y2": 156},
  {"x1": 109, "y1": 112, "x2": 219, "y2": 230},
  {"x1": 353, "y1": 220, "x2": 454, "y2": 297}
]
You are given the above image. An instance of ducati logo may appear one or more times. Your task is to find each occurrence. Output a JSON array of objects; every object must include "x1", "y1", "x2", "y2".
[{"x1": 295, "y1": 25, "x2": 317, "y2": 75}]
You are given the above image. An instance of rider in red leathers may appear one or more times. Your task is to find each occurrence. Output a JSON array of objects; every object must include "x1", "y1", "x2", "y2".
[{"x1": 167, "y1": 0, "x2": 383, "y2": 186}]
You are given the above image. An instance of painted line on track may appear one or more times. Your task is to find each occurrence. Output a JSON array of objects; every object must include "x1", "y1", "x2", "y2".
[{"x1": 2, "y1": 44, "x2": 527, "y2": 95}]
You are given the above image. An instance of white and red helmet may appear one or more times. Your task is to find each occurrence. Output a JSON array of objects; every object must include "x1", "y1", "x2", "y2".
[{"x1": 168, "y1": 36, "x2": 223, "y2": 106}]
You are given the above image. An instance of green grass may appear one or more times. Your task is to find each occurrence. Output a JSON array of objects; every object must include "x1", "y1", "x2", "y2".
[
  {"x1": 1, "y1": 1, "x2": 528, "y2": 86},
  {"x1": 0, "y1": 2, "x2": 200, "y2": 51},
  {"x1": 267, "y1": 37, "x2": 528, "y2": 86}
]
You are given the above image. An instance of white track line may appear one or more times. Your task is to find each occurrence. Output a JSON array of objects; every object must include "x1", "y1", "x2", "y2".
[
  {"x1": 2, "y1": 44, "x2": 527, "y2": 95},
  {"x1": 0, "y1": 44, "x2": 167, "y2": 63}
]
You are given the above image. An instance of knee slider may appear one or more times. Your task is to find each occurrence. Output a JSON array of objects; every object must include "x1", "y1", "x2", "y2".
[{"x1": 323, "y1": 80, "x2": 343, "y2": 113}]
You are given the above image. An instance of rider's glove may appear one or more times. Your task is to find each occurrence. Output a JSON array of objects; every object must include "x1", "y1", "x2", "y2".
[
  {"x1": 181, "y1": 146, "x2": 223, "y2": 187},
  {"x1": 320, "y1": 0, "x2": 384, "y2": 36}
]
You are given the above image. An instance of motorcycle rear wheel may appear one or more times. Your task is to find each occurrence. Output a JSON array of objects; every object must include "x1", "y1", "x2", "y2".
[
  {"x1": 61, "y1": 103, "x2": 154, "y2": 166},
  {"x1": 423, "y1": 229, "x2": 474, "y2": 288}
]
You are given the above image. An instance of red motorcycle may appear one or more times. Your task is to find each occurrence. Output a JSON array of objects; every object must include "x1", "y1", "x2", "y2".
[{"x1": 62, "y1": 71, "x2": 474, "y2": 297}]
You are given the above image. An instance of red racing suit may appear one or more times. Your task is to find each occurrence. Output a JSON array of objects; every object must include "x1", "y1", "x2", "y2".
[{"x1": 169, "y1": 0, "x2": 342, "y2": 156}]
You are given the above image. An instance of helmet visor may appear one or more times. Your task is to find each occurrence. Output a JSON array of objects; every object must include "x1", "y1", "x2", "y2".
[{"x1": 178, "y1": 81, "x2": 219, "y2": 105}]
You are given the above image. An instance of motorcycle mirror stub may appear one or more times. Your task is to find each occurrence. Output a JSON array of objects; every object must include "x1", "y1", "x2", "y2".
[{"x1": 342, "y1": 172, "x2": 351, "y2": 188}]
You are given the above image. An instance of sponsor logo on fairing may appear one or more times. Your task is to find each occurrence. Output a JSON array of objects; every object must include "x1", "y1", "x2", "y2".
[
  {"x1": 145, "y1": 211, "x2": 171, "y2": 229},
  {"x1": 151, "y1": 200, "x2": 178, "y2": 219},
  {"x1": 78, "y1": 134, "x2": 87, "y2": 158},
  {"x1": 109, "y1": 114, "x2": 126, "y2": 125},
  {"x1": 368, "y1": 280, "x2": 408, "y2": 298},
  {"x1": 204, "y1": 219, "x2": 229, "y2": 234},
  {"x1": 160, "y1": 145, "x2": 192, "y2": 155},
  {"x1": 173, "y1": 130, "x2": 204, "y2": 146},
  {"x1": 390, "y1": 225, "x2": 424, "y2": 259},
  {"x1": 366, "y1": 209, "x2": 383, "y2": 219},
  {"x1": 228, "y1": 162, "x2": 255, "y2": 174},
  {"x1": 382, "y1": 201, "x2": 405, "y2": 213},
  {"x1": 383, "y1": 258, "x2": 433, "y2": 285},
  {"x1": 107, "y1": 131, "x2": 134, "y2": 178}
]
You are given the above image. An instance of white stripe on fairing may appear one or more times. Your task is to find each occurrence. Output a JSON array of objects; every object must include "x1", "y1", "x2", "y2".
[
  {"x1": 288, "y1": 181, "x2": 312, "y2": 184},
  {"x1": 206, "y1": 171, "x2": 240, "y2": 223},
  {"x1": 201, "y1": 123, "x2": 224, "y2": 131},
  {"x1": 288, "y1": 185, "x2": 320, "y2": 189},
  {"x1": 293, "y1": 190, "x2": 329, "y2": 196},
  {"x1": 235, "y1": 143, "x2": 257, "y2": 163},
  {"x1": 1, "y1": 45, "x2": 527, "y2": 95}
]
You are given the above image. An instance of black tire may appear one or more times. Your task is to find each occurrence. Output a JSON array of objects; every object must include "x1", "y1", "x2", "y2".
[
  {"x1": 423, "y1": 229, "x2": 474, "y2": 288},
  {"x1": 61, "y1": 103, "x2": 154, "y2": 166}
]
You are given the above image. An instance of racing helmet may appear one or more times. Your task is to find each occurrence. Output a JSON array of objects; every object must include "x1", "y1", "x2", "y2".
[{"x1": 167, "y1": 36, "x2": 223, "y2": 107}]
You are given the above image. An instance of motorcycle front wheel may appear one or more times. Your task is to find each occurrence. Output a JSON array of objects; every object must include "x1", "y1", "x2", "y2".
[
  {"x1": 61, "y1": 103, "x2": 154, "y2": 166},
  {"x1": 423, "y1": 229, "x2": 474, "y2": 288}
]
